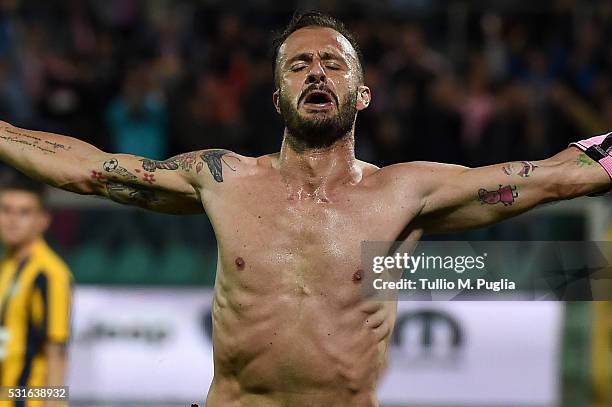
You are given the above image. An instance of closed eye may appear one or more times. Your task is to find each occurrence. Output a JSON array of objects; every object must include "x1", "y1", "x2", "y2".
[{"x1": 291, "y1": 65, "x2": 306, "y2": 72}]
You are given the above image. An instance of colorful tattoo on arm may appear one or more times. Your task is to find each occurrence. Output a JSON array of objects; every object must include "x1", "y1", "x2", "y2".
[
  {"x1": 478, "y1": 185, "x2": 518, "y2": 206},
  {"x1": 143, "y1": 173, "x2": 155, "y2": 184},
  {"x1": 576, "y1": 153, "x2": 595, "y2": 167},
  {"x1": 501, "y1": 161, "x2": 537, "y2": 177},
  {"x1": 92, "y1": 157, "x2": 162, "y2": 208}
]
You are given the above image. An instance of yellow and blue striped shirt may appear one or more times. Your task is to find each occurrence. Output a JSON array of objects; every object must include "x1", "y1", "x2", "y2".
[{"x1": 0, "y1": 239, "x2": 72, "y2": 406}]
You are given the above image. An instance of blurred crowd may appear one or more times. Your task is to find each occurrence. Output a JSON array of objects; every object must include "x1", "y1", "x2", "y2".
[{"x1": 0, "y1": 0, "x2": 611, "y2": 168}]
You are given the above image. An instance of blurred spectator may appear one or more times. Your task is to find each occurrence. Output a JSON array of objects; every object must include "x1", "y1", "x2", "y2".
[
  {"x1": 106, "y1": 60, "x2": 168, "y2": 158},
  {"x1": 460, "y1": 53, "x2": 495, "y2": 153},
  {"x1": 0, "y1": 0, "x2": 608, "y2": 169}
]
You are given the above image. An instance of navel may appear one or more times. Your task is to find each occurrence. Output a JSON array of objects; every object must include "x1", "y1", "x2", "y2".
[
  {"x1": 352, "y1": 269, "x2": 363, "y2": 283},
  {"x1": 235, "y1": 257, "x2": 245, "y2": 270}
]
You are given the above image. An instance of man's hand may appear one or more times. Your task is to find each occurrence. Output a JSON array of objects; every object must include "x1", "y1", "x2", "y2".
[
  {"x1": 408, "y1": 147, "x2": 610, "y2": 234},
  {"x1": 45, "y1": 342, "x2": 66, "y2": 387},
  {"x1": 0, "y1": 122, "x2": 241, "y2": 214}
]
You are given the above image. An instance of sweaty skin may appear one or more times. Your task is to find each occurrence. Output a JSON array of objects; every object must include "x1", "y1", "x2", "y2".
[
  {"x1": 198, "y1": 145, "x2": 606, "y2": 407},
  {"x1": 0, "y1": 25, "x2": 609, "y2": 407},
  {"x1": 204, "y1": 152, "x2": 419, "y2": 407}
]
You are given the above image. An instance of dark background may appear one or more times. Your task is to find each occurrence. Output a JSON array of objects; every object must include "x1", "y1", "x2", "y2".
[{"x1": 0, "y1": 0, "x2": 610, "y2": 168}]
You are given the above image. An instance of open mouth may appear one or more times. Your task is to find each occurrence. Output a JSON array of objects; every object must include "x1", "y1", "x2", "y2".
[{"x1": 302, "y1": 91, "x2": 335, "y2": 110}]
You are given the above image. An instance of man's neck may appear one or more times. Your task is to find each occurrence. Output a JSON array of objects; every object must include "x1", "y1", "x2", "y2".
[
  {"x1": 275, "y1": 130, "x2": 362, "y2": 202},
  {"x1": 5, "y1": 239, "x2": 37, "y2": 263}
]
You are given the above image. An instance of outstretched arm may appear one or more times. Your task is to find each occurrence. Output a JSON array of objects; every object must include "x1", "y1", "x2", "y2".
[
  {"x1": 411, "y1": 146, "x2": 610, "y2": 234},
  {"x1": 0, "y1": 121, "x2": 240, "y2": 214}
]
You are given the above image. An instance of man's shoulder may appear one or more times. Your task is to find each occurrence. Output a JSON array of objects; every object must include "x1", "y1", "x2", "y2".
[
  {"x1": 233, "y1": 152, "x2": 274, "y2": 178},
  {"x1": 33, "y1": 240, "x2": 72, "y2": 278},
  {"x1": 362, "y1": 161, "x2": 467, "y2": 196},
  {"x1": 192, "y1": 149, "x2": 259, "y2": 185},
  {"x1": 213, "y1": 154, "x2": 462, "y2": 181},
  {"x1": 363, "y1": 160, "x2": 446, "y2": 181},
  {"x1": 228, "y1": 152, "x2": 280, "y2": 176}
]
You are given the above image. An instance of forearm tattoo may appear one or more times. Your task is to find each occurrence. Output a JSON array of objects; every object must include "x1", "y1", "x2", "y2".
[
  {"x1": 140, "y1": 149, "x2": 239, "y2": 182},
  {"x1": 140, "y1": 152, "x2": 199, "y2": 172},
  {"x1": 103, "y1": 158, "x2": 138, "y2": 180},
  {"x1": 92, "y1": 158, "x2": 161, "y2": 207},
  {"x1": 478, "y1": 185, "x2": 518, "y2": 206},
  {"x1": 0, "y1": 127, "x2": 72, "y2": 154},
  {"x1": 105, "y1": 182, "x2": 163, "y2": 208},
  {"x1": 576, "y1": 153, "x2": 595, "y2": 167},
  {"x1": 93, "y1": 149, "x2": 240, "y2": 208},
  {"x1": 501, "y1": 161, "x2": 537, "y2": 177}
]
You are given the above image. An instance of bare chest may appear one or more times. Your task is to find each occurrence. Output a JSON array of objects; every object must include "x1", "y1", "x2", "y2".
[{"x1": 204, "y1": 178, "x2": 420, "y2": 293}]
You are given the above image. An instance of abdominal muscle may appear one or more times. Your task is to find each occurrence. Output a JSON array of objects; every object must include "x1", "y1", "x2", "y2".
[{"x1": 205, "y1": 265, "x2": 396, "y2": 407}]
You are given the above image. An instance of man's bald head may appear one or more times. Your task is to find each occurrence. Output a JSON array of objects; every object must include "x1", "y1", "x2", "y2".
[{"x1": 271, "y1": 11, "x2": 364, "y2": 88}]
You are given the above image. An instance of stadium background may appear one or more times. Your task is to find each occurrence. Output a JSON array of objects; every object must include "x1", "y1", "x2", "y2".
[{"x1": 0, "y1": 0, "x2": 610, "y2": 405}]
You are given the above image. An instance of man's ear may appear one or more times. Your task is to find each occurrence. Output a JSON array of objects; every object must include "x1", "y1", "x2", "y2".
[
  {"x1": 356, "y1": 85, "x2": 371, "y2": 111},
  {"x1": 273, "y1": 89, "x2": 281, "y2": 114},
  {"x1": 38, "y1": 209, "x2": 51, "y2": 234}
]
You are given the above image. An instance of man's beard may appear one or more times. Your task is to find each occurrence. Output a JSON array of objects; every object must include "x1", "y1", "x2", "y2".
[{"x1": 279, "y1": 87, "x2": 357, "y2": 151}]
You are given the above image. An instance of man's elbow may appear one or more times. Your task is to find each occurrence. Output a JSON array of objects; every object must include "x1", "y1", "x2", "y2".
[
  {"x1": 540, "y1": 159, "x2": 584, "y2": 201},
  {"x1": 45, "y1": 341, "x2": 67, "y2": 385},
  {"x1": 548, "y1": 171, "x2": 606, "y2": 201},
  {"x1": 548, "y1": 176, "x2": 586, "y2": 202},
  {"x1": 54, "y1": 173, "x2": 100, "y2": 195},
  {"x1": 54, "y1": 158, "x2": 110, "y2": 195}
]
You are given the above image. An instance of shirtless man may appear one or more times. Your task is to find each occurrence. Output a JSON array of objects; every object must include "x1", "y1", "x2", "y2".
[{"x1": 0, "y1": 11, "x2": 609, "y2": 407}]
